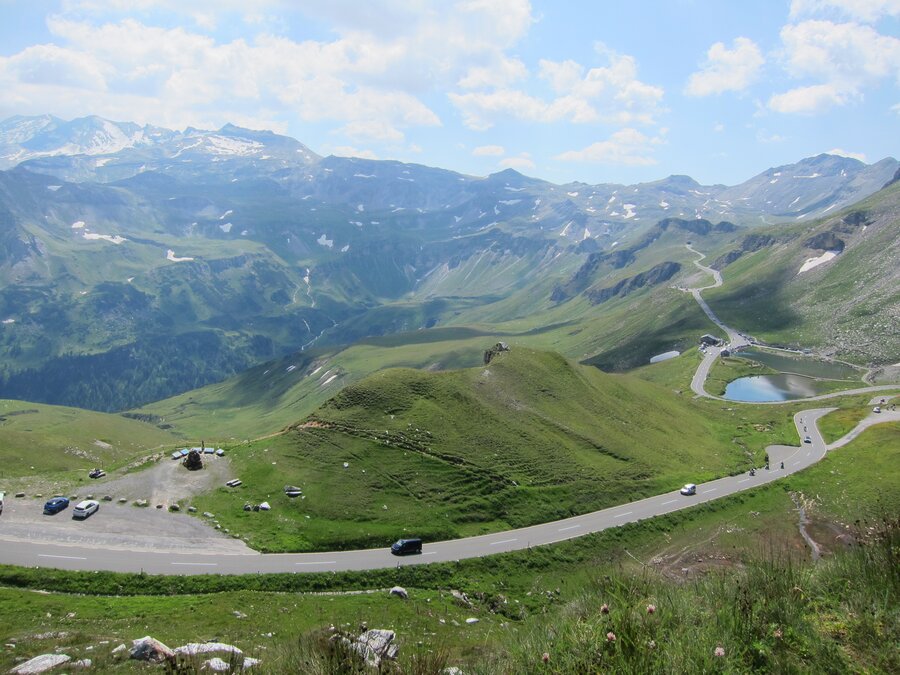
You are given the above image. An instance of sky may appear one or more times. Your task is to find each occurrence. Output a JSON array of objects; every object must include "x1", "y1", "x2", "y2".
[{"x1": 0, "y1": 0, "x2": 897, "y2": 186}]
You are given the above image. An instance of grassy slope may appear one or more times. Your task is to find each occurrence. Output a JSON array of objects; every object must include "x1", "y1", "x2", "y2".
[
  {"x1": 704, "y1": 182, "x2": 900, "y2": 363},
  {"x1": 0, "y1": 399, "x2": 179, "y2": 479},
  {"x1": 187, "y1": 348, "x2": 800, "y2": 552},
  {"x1": 0, "y1": 423, "x2": 895, "y2": 674}
]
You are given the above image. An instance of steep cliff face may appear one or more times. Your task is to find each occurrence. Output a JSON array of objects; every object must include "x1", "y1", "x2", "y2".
[{"x1": 585, "y1": 262, "x2": 682, "y2": 305}]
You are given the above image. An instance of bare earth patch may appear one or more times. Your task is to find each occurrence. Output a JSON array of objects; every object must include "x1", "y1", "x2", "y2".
[{"x1": 0, "y1": 456, "x2": 252, "y2": 554}]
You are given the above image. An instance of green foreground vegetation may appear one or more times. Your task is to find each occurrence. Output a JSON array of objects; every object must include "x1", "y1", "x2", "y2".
[{"x1": 0, "y1": 423, "x2": 896, "y2": 673}]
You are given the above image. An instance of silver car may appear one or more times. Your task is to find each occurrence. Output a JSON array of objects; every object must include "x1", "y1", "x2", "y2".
[{"x1": 72, "y1": 499, "x2": 100, "y2": 519}]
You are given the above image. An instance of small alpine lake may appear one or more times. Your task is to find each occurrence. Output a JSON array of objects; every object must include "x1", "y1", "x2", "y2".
[{"x1": 722, "y1": 350, "x2": 864, "y2": 402}]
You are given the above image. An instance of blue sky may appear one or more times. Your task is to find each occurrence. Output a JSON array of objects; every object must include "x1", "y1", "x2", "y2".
[{"x1": 0, "y1": 0, "x2": 897, "y2": 185}]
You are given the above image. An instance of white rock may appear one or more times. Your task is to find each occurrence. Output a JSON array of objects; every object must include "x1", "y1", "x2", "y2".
[
  {"x1": 465, "y1": 617, "x2": 479, "y2": 624},
  {"x1": 204, "y1": 657, "x2": 230, "y2": 672},
  {"x1": 389, "y1": 586, "x2": 408, "y2": 599},
  {"x1": 130, "y1": 636, "x2": 174, "y2": 663},
  {"x1": 72, "y1": 659, "x2": 92, "y2": 669},
  {"x1": 258, "y1": 502, "x2": 271, "y2": 511},
  {"x1": 175, "y1": 643, "x2": 243, "y2": 657},
  {"x1": 243, "y1": 657, "x2": 260, "y2": 669},
  {"x1": 111, "y1": 644, "x2": 127, "y2": 656},
  {"x1": 9, "y1": 654, "x2": 70, "y2": 674}
]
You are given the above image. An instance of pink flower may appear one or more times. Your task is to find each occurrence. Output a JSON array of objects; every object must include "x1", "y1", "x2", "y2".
[
  {"x1": 714, "y1": 646, "x2": 726, "y2": 658},
  {"x1": 606, "y1": 631, "x2": 616, "y2": 642},
  {"x1": 646, "y1": 604, "x2": 656, "y2": 614},
  {"x1": 600, "y1": 603, "x2": 610, "y2": 614},
  {"x1": 541, "y1": 652, "x2": 550, "y2": 664}
]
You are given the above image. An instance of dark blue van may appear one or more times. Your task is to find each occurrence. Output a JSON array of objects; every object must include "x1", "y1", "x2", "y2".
[{"x1": 391, "y1": 538, "x2": 423, "y2": 555}]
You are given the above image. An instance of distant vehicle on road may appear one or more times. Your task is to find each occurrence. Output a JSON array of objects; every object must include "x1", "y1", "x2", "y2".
[
  {"x1": 804, "y1": 436, "x2": 812, "y2": 443},
  {"x1": 43, "y1": 497, "x2": 70, "y2": 515},
  {"x1": 72, "y1": 499, "x2": 99, "y2": 520},
  {"x1": 873, "y1": 406, "x2": 881, "y2": 413},
  {"x1": 680, "y1": 484, "x2": 697, "y2": 496},
  {"x1": 0, "y1": 491, "x2": 4, "y2": 516},
  {"x1": 391, "y1": 538, "x2": 423, "y2": 555},
  {"x1": 88, "y1": 468, "x2": 106, "y2": 479}
]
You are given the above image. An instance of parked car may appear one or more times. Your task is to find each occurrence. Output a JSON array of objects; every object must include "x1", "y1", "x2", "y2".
[
  {"x1": 43, "y1": 496, "x2": 70, "y2": 515},
  {"x1": 0, "y1": 491, "x2": 5, "y2": 516},
  {"x1": 680, "y1": 483, "x2": 697, "y2": 496},
  {"x1": 72, "y1": 499, "x2": 100, "y2": 519},
  {"x1": 391, "y1": 538, "x2": 423, "y2": 555},
  {"x1": 88, "y1": 468, "x2": 106, "y2": 479}
]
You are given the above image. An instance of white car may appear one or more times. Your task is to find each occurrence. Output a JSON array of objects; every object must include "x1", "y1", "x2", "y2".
[
  {"x1": 680, "y1": 483, "x2": 697, "y2": 496},
  {"x1": 873, "y1": 406, "x2": 881, "y2": 413},
  {"x1": 72, "y1": 499, "x2": 99, "y2": 520}
]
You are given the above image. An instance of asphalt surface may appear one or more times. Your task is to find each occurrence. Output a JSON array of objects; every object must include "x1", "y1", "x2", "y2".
[{"x1": 1, "y1": 248, "x2": 897, "y2": 575}]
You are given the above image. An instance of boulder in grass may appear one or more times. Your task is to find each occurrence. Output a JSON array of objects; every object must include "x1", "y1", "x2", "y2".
[
  {"x1": 174, "y1": 643, "x2": 243, "y2": 657},
  {"x1": 389, "y1": 586, "x2": 408, "y2": 599},
  {"x1": 355, "y1": 629, "x2": 398, "y2": 667},
  {"x1": 258, "y1": 502, "x2": 271, "y2": 511},
  {"x1": 8, "y1": 654, "x2": 70, "y2": 674},
  {"x1": 130, "y1": 636, "x2": 174, "y2": 663},
  {"x1": 204, "y1": 658, "x2": 230, "y2": 673}
]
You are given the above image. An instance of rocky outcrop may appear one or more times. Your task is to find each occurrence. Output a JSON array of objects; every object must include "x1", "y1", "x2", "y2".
[
  {"x1": 712, "y1": 234, "x2": 775, "y2": 269},
  {"x1": 585, "y1": 261, "x2": 681, "y2": 305},
  {"x1": 130, "y1": 636, "x2": 174, "y2": 663},
  {"x1": 803, "y1": 231, "x2": 845, "y2": 252},
  {"x1": 8, "y1": 654, "x2": 70, "y2": 674}
]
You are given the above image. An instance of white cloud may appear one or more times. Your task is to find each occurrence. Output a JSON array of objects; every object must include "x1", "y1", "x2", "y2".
[
  {"x1": 554, "y1": 128, "x2": 663, "y2": 166},
  {"x1": 756, "y1": 130, "x2": 787, "y2": 143},
  {"x1": 768, "y1": 83, "x2": 849, "y2": 113},
  {"x1": 330, "y1": 145, "x2": 379, "y2": 160},
  {"x1": 714, "y1": 122, "x2": 725, "y2": 132},
  {"x1": 472, "y1": 144, "x2": 505, "y2": 156},
  {"x1": 790, "y1": 0, "x2": 900, "y2": 22},
  {"x1": 684, "y1": 37, "x2": 764, "y2": 96},
  {"x1": 768, "y1": 20, "x2": 900, "y2": 113},
  {"x1": 893, "y1": 102, "x2": 900, "y2": 114},
  {"x1": 826, "y1": 147, "x2": 867, "y2": 160},
  {"x1": 450, "y1": 46, "x2": 664, "y2": 130},
  {"x1": 0, "y1": 4, "x2": 540, "y2": 148},
  {"x1": 498, "y1": 152, "x2": 535, "y2": 170}
]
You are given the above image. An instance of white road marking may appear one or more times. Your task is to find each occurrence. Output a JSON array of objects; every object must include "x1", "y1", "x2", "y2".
[
  {"x1": 422, "y1": 551, "x2": 437, "y2": 556},
  {"x1": 614, "y1": 511, "x2": 633, "y2": 518},
  {"x1": 558, "y1": 525, "x2": 581, "y2": 532},
  {"x1": 661, "y1": 499, "x2": 677, "y2": 506},
  {"x1": 171, "y1": 562, "x2": 218, "y2": 566},
  {"x1": 294, "y1": 561, "x2": 336, "y2": 566},
  {"x1": 38, "y1": 554, "x2": 87, "y2": 560},
  {"x1": 738, "y1": 478, "x2": 749, "y2": 483},
  {"x1": 706, "y1": 488, "x2": 718, "y2": 493},
  {"x1": 489, "y1": 538, "x2": 517, "y2": 546}
]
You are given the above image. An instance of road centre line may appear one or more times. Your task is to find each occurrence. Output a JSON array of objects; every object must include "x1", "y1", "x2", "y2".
[
  {"x1": 294, "y1": 561, "x2": 336, "y2": 565},
  {"x1": 613, "y1": 511, "x2": 633, "y2": 518},
  {"x1": 661, "y1": 499, "x2": 677, "y2": 506},
  {"x1": 171, "y1": 562, "x2": 218, "y2": 566},
  {"x1": 38, "y1": 554, "x2": 87, "y2": 560},
  {"x1": 489, "y1": 538, "x2": 517, "y2": 546},
  {"x1": 738, "y1": 478, "x2": 749, "y2": 483},
  {"x1": 558, "y1": 525, "x2": 581, "y2": 532}
]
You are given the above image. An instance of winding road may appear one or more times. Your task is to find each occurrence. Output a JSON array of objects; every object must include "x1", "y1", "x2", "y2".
[{"x1": 1, "y1": 249, "x2": 897, "y2": 575}]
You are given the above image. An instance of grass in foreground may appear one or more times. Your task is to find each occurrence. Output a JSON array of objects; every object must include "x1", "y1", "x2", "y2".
[{"x1": 0, "y1": 423, "x2": 895, "y2": 673}]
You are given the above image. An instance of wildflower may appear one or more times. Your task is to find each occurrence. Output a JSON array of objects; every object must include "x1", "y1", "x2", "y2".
[
  {"x1": 714, "y1": 646, "x2": 725, "y2": 658},
  {"x1": 647, "y1": 640, "x2": 656, "y2": 650},
  {"x1": 600, "y1": 603, "x2": 610, "y2": 614},
  {"x1": 542, "y1": 652, "x2": 550, "y2": 664},
  {"x1": 646, "y1": 604, "x2": 656, "y2": 615},
  {"x1": 774, "y1": 628, "x2": 783, "y2": 640},
  {"x1": 606, "y1": 632, "x2": 616, "y2": 643}
]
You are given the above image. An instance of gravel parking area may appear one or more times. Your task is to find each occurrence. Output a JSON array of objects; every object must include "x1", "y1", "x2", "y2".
[{"x1": 0, "y1": 455, "x2": 252, "y2": 555}]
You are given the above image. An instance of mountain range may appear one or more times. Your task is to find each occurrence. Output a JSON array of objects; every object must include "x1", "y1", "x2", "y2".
[{"x1": 0, "y1": 114, "x2": 897, "y2": 411}]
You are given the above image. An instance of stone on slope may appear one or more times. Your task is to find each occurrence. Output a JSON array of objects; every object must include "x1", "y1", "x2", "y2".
[
  {"x1": 389, "y1": 586, "x2": 408, "y2": 599},
  {"x1": 130, "y1": 636, "x2": 174, "y2": 663},
  {"x1": 8, "y1": 654, "x2": 70, "y2": 674},
  {"x1": 174, "y1": 643, "x2": 243, "y2": 657}
]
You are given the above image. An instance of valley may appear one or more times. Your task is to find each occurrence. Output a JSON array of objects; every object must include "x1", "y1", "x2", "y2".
[{"x1": 0, "y1": 115, "x2": 897, "y2": 674}]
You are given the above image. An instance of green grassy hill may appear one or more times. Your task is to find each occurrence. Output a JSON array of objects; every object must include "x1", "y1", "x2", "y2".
[
  {"x1": 0, "y1": 399, "x2": 180, "y2": 479},
  {"x1": 188, "y1": 347, "x2": 788, "y2": 552}
]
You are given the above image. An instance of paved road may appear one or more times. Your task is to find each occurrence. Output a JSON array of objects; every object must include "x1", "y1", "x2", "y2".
[
  {"x1": 1, "y1": 248, "x2": 897, "y2": 575},
  {"x1": 2, "y1": 407, "x2": 896, "y2": 576}
]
